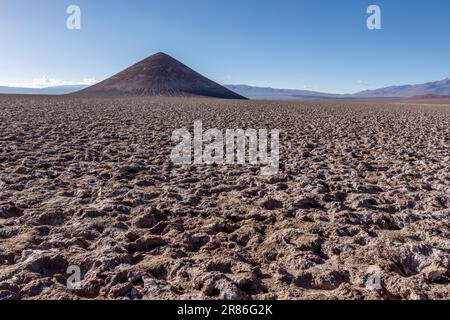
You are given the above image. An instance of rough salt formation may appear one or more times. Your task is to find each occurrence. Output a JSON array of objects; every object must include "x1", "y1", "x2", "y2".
[{"x1": 0, "y1": 95, "x2": 449, "y2": 300}]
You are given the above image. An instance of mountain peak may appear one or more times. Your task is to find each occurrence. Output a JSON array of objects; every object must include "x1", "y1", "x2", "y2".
[
  {"x1": 148, "y1": 52, "x2": 175, "y2": 61},
  {"x1": 76, "y1": 52, "x2": 246, "y2": 99},
  {"x1": 154, "y1": 51, "x2": 172, "y2": 57}
]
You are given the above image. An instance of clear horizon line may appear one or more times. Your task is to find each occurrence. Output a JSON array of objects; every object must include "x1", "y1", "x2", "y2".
[{"x1": 1, "y1": 76, "x2": 449, "y2": 96}]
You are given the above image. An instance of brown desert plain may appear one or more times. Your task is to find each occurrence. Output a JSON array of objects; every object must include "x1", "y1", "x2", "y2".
[{"x1": 0, "y1": 93, "x2": 449, "y2": 300}]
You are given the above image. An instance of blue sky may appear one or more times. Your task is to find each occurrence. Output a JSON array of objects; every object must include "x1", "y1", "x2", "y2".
[{"x1": 0, "y1": 0, "x2": 449, "y2": 93}]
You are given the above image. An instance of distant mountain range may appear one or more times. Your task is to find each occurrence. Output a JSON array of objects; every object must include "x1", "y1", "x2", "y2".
[
  {"x1": 0, "y1": 85, "x2": 89, "y2": 95},
  {"x1": 354, "y1": 78, "x2": 450, "y2": 98},
  {"x1": 225, "y1": 78, "x2": 450, "y2": 100},
  {"x1": 224, "y1": 85, "x2": 348, "y2": 100},
  {"x1": 1, "y1": 67, "x2": 449, "y2": 100}
]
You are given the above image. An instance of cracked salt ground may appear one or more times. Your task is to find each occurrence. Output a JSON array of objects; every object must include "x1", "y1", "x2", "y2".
[{"x1": 0, "y1": 95, "x2": 449, "y2": 300}]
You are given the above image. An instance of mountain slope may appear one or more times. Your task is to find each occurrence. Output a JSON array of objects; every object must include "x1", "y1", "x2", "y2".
[
  {"x1": 355, "y1": 78, "x2": 450, "y2": 98},
  {"x1": 225, "y1": 85, "x2": 348, "y2": 100},
  {"x1": 76, "y1": 52, "x2": 246, "y2": 99},
  {"x1": 225, "y1": 78, "x2": 450, "y2": 100}
]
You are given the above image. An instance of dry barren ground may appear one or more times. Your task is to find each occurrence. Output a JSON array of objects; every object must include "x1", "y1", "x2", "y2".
[{"x1": 0, "y1": 95, "x2": 449, "y2": 300}]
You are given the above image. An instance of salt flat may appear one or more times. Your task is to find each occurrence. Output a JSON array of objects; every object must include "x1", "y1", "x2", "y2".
[{"x1": 0, "y1": 95, "x2": 449, "y2": 300}]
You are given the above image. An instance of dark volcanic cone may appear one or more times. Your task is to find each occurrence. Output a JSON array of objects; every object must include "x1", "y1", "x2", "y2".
[{"x1": 75, "y1": 52, "x2": 246, "y2": 99}]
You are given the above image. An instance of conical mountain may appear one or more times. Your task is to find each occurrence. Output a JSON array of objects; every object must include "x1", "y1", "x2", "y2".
[{"x1": 76, "y1": 52, "x2": 246, "y2": 99}]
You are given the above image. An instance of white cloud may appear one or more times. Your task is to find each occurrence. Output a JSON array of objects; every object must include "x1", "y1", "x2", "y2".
[
  {"x1": 357, "y1": 80, "x2": 371, "y2": 86},
  {"x1": 0, "y1": 76, "x2": 98, "y2": 88},
  {"x1": 32, "y1": 76, "x2": 66, "y2": 88},
  {"x1": 82, "y1": 78, "x2": 97, "y2": 85}
]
